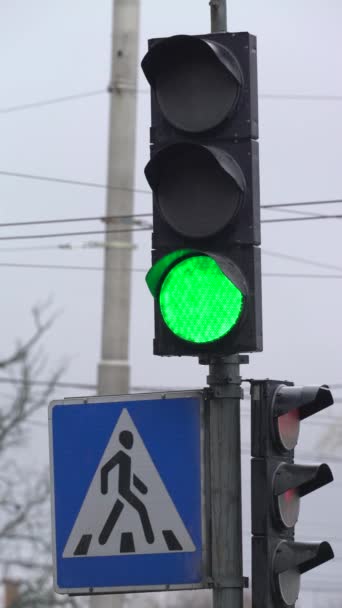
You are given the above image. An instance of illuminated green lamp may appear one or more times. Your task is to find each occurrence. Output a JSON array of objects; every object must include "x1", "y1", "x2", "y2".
[{"x1": 146, "y1": 249, "x2": 245, "y2": 344}]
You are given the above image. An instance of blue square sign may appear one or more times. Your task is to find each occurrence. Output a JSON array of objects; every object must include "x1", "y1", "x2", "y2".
[{"x1": 49, "y1": 391, "x2": 208, "y2": 594}]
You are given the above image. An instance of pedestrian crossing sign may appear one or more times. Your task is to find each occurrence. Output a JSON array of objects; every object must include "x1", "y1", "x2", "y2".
[{"x1": 49, "y1": 391, "x2": 207, "y2": 594}]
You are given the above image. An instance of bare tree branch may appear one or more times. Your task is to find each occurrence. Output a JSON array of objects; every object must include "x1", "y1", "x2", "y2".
[
  {"x1": 0, "y1": 319, "x2": 50, "y2": 369},
  {"x1": 0, "y1": 304, "x2": 74, "y2": 608}
]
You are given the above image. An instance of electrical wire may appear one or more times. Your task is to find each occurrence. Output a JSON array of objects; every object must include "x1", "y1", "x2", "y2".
[
  {"x1": 0, "y1": 213, "x2": 151, "y2": 228},
  {"x1": 1, "y1": 200, "x2": 342, "y2": 230},
  {"x1": 1, "y1": 89, "x2": 342, "y2": 115},
  {"x1": 0, "y1": 262, "x2": 146, "y2": 272},
  {"x1": 0, "y1": 167, "x2": 342, "y2": 215},
  {"x1": 0, "y1": 242, "x2": 131, "y2": 252},
  {"x1": 97, "y1": 88, "x2": 342, "y2": 102},
  {"x1": 263, "y1": 198, "x2": 342, "y2": 209},
  {"x1": 0, "y1": 236, "x2": 341, "y2": 284},
  {"x1": 263, "y1": 249, "x2": 342, "y2": 274},
  {"x1": 263, "y1": 213, "x2": 342, "y2": 223},
  {"x1": 0, "y1": 169, "x2": 150, "y2": 194},
  {"x1": 0, "y1": 226, "x2": 151, "y2": 241},
  {"x1": 260, "y1": 92, "x2": 342, "y2": 101},
  {"x1": 0, "y1": 89, "x2": 107, "y2": 114},
  {"x1": 264, "y1": 273, "x2": 342, "y2": 279},
  {"x1": 0, "y1": 211, "x2": 341, "y2": 241},
  {"x1": 0, "y1": 262, "x2": 342, "y2": 279},
  {"x1": 268, "y1": 207, "x2": 327, "y2": 219}
]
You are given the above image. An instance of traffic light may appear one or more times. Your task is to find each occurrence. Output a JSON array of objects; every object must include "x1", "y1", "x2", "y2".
[
  {"x1": 251, "y1": 380, "x2": 334, "y2": 607},
  {"x1": 141, "y1": 32, "x2": 262, "y2": 356}
]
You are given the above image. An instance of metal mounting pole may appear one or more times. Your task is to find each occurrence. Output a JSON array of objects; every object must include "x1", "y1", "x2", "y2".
[
  {"x1": 203, "y1": 355, "x2": 244, "y2": 608},
  {"x1": 210, "y1": 0, "x2": 227, "y2": 32},
  {"x1": 205, "y1": 6, "x2": 244, "y2": 608}
]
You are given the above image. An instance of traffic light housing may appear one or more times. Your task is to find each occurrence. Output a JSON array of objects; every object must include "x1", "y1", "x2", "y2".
[
  {"x1": 251, "y1": 380, "x2": 334, "y2": 607},
  {"x1": 141, "y1": 32, "x2": 262, "y2": 357}
]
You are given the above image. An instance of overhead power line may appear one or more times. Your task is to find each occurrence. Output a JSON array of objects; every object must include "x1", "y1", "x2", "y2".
[
  {"x1": 263, "y1": 198, "x2": 342, "y2": 209},
  {"x1": 0, "y1": 244, "x2": 341, "y2": 279},
  {"x1": 0, "y1": 241, "x2": 134, "y2": 253},
  {"x1": 0, "y1": 213, "x2": 151, "y2": 228},
  {"x1": 260, "y1": 92, "x2": 342, "y2": 101},
  {"x1": 1, "y1": 199, "x2": 342, "y2": 231},
  {"x1": 0, "y1": 262, "x2": 146, "y2": 272},
  {"x1": 263, "y1": 249, "x2": 342, "y2": 274},
  {"x1": 0, "y1": 212, "x2": 340, "y2": 241},
  {"x1": 1, "y1": 262, "x2": 342, "y2": 280},
  {"x1": 0, "y1": 167, "x2": 342, "y2": 214},
  {"x1": 116, "y1": 88, "x2": 342, "y2": 102},
  {"x1": 0, "y1": 169, "x2": 150, "y2": 194},
  {"x1": 0, "y1": 89, "x2": 107, "y2": 114},
  {"x1": 1, "y1": 89, "x2": 342, "y2": 115},
  {"x1": 264, "y1": 272, "x2": 342, "y2": 279},
  {"x1": 263, "y1": 213, "x2": 342, "y2": 223},
  {"x1": 0, "y1": 226, "x2": 151, "y2": 241}
]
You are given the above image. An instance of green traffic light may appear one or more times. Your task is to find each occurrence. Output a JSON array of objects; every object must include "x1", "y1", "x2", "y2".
[{"x1": 159, "y1": 255, "x2": 244, "y2": 344}]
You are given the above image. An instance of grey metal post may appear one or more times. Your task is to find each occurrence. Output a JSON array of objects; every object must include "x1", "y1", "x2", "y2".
[
  {"x1": 205, "y1": 5, "x2": 244, "y2": 608},
  {"x1": 95, "y1": 0, "x2": 139, "y2": 607},
  {"x1": 205, "y1": 355, "x2": 244, "y2": 608},
  {"x1": 97, "y1": 0, "x2": 140, "y2": 397},
  {"x1": 210, "y1": 0, "x2": 227, "y2": 32}
]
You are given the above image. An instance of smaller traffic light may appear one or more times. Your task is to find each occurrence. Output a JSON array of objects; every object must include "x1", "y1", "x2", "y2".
[{"x1": 251, "y1": 380, "x2": 334, "y2": 608}]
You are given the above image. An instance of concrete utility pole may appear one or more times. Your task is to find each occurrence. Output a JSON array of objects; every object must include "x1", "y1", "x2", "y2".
[
  {"x1": 95, "y1": 0, "x2": 139, "y2": 606},
  {"x1": 98, "y1": 0, "x2": 140, "y2": 397},
  {"x1": 206, "y1": 7, "x2": 244, "y2": 608}
]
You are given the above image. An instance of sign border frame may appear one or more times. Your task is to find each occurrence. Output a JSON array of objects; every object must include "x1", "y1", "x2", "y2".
[{"x1": 49, "y1": 390, "x2": 209, "y2": 595}]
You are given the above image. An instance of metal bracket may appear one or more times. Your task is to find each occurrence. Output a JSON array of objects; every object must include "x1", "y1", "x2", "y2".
[
  {"x1": 206, "y1": 372, "x2": 242, "y2": 384},
  {"x1": 199, "y1": 354, "x2": 249, "y2": 366},
  {"x1": 211, "y1": 384, "x2": 244, "y2": 399},
  {"x1": 203, "y1": 384, "x2": 243, "y2": 400},
  {"x1": 207, "y1": 576, "x2": 249, "y2": 589}
]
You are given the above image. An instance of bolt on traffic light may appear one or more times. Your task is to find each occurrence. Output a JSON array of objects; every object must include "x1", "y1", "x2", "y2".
[
  {"x1": 141, "y1": 32, "x2": 262, "y2": 357},
  {"x1": 251, "y1": 380, "x2": 334, "y2": 608}
]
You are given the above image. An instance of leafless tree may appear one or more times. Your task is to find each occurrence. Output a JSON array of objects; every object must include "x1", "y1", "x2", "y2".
[{"x1": 0, "y1": 303, "x2": 84, "y2": 607}]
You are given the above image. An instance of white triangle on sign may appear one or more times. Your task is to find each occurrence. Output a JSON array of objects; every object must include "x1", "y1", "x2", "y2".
[{"x1": 63, "y1": 408, "x2": 196, "y2": 557}]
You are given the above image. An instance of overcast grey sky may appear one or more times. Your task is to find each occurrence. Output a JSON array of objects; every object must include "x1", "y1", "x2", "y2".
[{"x1": 0, "y1": 1, "x2": 341, "y2": 605}]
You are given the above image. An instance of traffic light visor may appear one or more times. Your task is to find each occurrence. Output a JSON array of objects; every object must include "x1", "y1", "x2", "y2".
[
  {"x1": 146, "y1": 251, "x2": 246, "y2": 344},
  {"x1": 141, "y1": 35, "x2": 243, "y2": 133}
]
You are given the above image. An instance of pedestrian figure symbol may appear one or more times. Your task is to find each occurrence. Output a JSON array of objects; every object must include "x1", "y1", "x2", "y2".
[
  {"x1": 63, "y1": 408, "x2": 196, "y2": 558},
  {"x1": 99, "y1": 430, "x2": 154, "y2": 546}
]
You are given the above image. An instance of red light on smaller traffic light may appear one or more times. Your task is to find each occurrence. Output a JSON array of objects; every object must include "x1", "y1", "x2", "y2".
[
  {"x1": 284, "y1": 488, "x2": 295, "y2": 503},
  {"x1": 277, "y1": 487, "x2": 300, "y2": 529},
  {"x1": 277, "y1": 408, "x2": 300, "y2": 451}
]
